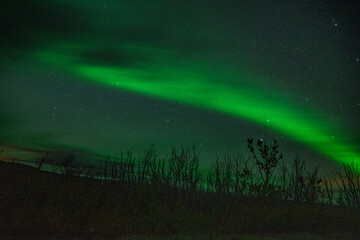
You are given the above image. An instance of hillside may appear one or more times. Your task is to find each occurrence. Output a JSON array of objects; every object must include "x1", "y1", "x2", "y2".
[{"x1": 0, "y1": 161, "x2": 359, "y2": 239}]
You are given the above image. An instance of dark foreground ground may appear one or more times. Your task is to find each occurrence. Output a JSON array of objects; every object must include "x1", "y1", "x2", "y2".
[
  {"x1": 122, "y1": 233, "x2": 358, "y2": 240},
  {"x1": 1, "y1": 233, "x2": 358, "y2": 240},
  {"x1": 0, "y1": 161, "x2": 359, "y2": 239}
]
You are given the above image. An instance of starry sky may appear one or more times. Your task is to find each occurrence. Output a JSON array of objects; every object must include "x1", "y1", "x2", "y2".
[{"x1": 1, "y1": 0, "x2": 360, "y2": 171}]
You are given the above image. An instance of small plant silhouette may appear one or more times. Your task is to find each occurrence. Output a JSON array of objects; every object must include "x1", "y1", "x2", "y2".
[
  {"x1": 58, "y1": 153, "x2": 77, "y2": 175},
  {"x1": 247, "y1": 138, "x2": 283, "y2": 197}
]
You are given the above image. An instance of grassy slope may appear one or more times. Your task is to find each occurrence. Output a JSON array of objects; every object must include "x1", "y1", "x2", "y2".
[{"x1": 0, "y1": 161, "x2": 359, "y2": 239}]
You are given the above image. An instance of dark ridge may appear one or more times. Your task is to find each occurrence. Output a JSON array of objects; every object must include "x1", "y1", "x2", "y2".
[{"x1": 0, "y1": 141, "x2": 359, "y2": 239}]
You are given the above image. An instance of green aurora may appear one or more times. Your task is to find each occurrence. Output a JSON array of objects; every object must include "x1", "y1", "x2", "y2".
[
  {"x1": 1, "y1": 0, "x2": 359, "y2": 170},
  {"x1": 33, "y1": 40, "x2": 360, "y2": 166}
]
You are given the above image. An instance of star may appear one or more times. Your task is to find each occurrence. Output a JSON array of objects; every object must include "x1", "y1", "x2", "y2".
[{"x1": 2, "y1": 0, "x2": 360, "y2": 178}]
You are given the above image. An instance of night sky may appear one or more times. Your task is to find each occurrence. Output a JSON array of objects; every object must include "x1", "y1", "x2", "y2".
[{"x1": 1, "y1": 0, "x2": 360, "y2": 171}]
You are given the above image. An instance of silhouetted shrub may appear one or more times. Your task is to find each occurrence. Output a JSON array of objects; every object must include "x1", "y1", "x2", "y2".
[
  {"x1": 247, "y1": 138, "x2": 283, "y2": 198},
  {"x1": 335, "y1": 161, "x2": 360, "y2": 208},
  {"x1": 1, "y1": 139, "x2": 360, "y2": 238}
]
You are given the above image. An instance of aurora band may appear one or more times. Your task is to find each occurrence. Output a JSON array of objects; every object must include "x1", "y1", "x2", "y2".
[{"x1": 33, "y1": 42, "x2": 360, "y2": 168}]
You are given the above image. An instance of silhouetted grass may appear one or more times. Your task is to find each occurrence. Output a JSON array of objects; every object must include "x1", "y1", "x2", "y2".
[{"x1": 0, "y1": 140, "x2": 359, "y2": 239}]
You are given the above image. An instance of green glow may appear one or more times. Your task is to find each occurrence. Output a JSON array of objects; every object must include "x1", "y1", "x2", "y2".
[{"x1": 32, "y1": 42, "x2": 360, "y2": 166}]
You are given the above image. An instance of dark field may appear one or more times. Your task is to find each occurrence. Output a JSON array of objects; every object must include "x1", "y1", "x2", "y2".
[{"x1": 0, "y1": 157, "x2": 359, "y2": 240}]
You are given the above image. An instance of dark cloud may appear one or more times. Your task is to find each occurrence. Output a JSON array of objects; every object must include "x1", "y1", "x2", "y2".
[
  {"x1": 80, "y1": 47, "x2": 142, "y2": 68},
  {"x1": 0, "y1": 0, "x2": 85, "y2": 51}
]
